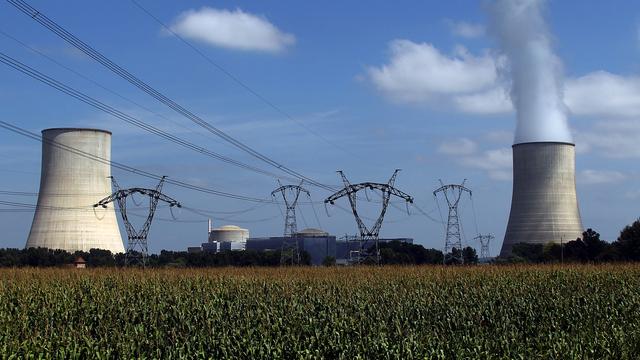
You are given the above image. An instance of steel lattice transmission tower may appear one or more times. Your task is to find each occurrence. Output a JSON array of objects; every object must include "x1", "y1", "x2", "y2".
[
  {"x1": 94, "y1": 176, "x2": 181, "y2": 266},
  {"x1": 434, "y1": 180, "x2": 472, "y2": 265},
  {"x1": 271, "y1": 180, "x2": 310, "y2": 265},
  {"x1": 475, "y1": 234, "x2": 495, "y2": 259},
  {"x1": 325, "y1": 170, "x2": 413, "y2": 265}
]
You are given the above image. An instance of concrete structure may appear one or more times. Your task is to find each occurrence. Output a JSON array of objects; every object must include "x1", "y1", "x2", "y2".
[
  {"x1": 500, "y1": 142, "x2": 583, "y2": 256},
  {"x1": 26, "y1": 128, "x2": 124, "y2": 253},
  {"x1": 201, "y1": 242, "x2": 218, "y2": 253},
  {"x1": 219, "y1": 241, "x2": 246, "y2": 251},
  {"x1": 246, "y1": 228, "x2": 336, "y2": 265},
  {"x1": 209, "y1": 225, "x2": 249, "y2": 243},
  {"x1": 204, "y1": 224, "x2": 249, "y2": 252}
]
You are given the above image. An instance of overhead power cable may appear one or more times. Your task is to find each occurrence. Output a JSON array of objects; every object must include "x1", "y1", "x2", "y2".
[
  {"x1": 0, "y1": 27, "x2": 232, "y2": 150},
  {"x1": 0, "y1": 51, "x2": 300, "y2": 183},
  {"x1": 128, "y1": 0, "x2": 358, "y2": 158},
  {"x1": 411, "y1": 202, "x2": 445, "y2": 224},
  {"x1": 8, "y1": 0, "x2": 335, "y2": 192},
  {"x1": 0, "y1": 120, "x2": 276, "y2": 204}
]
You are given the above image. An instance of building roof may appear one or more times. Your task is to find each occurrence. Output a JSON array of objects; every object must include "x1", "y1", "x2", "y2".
[
  {"x1": 296, "y1": 228, "x2": 329, "y2": 237},
  {"x1": 43, "y1": 127, "x2": 112, "y2": 135},
  {"x1": 213, "y1": 225, "x2": 248, "y2": 231},
  {"x1": 74, "y1": 256, "x2": 86, "y2": 264}
]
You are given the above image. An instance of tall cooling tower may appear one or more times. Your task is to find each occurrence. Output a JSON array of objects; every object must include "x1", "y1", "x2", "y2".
[
  {"x1": 500, "y1": 142, "x2": 583, "y2": 256},
  {"x1": 26, "y1": 128, "x2": 124, "y2": 253}
]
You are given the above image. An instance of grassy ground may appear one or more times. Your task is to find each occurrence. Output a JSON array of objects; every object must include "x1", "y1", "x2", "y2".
[{"x1": 0, "y1": 265, "x2": 639, "y2": 359}]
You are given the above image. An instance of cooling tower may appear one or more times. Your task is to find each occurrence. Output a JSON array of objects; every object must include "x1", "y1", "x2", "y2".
[
  {"x1": 500, "y1": 142, "x2": 583, "y2": 256},
  {"x1": 26, "y1": 128, "x2": 124, "y2": 254}
]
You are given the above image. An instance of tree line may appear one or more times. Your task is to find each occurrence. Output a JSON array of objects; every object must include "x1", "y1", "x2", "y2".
[
  {"x1": 0, "y1": 241, "x2": 475, "y2": 267},
  {"x1": 505, "y1": 219, "x2": 640, "y2": 263},
  {"x1": 3, "y1": 218, "x2": 638, "y2": 267}
]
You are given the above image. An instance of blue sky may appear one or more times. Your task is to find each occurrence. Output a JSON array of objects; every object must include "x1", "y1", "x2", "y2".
[{"x1": 1, "y1": 0, "x2": 639, "y2": 256}]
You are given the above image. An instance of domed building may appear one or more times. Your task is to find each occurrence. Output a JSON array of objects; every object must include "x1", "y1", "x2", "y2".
[
  {"x1": 205, "y1": 224, "x2": 249, "y2": 251},
  {"x1": 209, "y1": 225, "x2": 249, "y2": 243}
]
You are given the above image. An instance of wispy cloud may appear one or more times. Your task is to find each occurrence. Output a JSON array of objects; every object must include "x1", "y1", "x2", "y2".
[
  {"x1": 446, "y1": 20, "x2": 485, "y2": 38},
  {"x1": 461, "y1": 147, "x2": 512, "y2": 181},
  {"x1": 437, "y1": 137, "x2": 477, "y2": 156},
  {"x1": 579, "y1": 169, "x2": 627, "y2": 185},
  {"x1": 169, "y1": 7, "x2": 295, "y2": 53},
  {"x1": 576, "y1": 119, "x2": 640, "y2": 158},
  {"x1": 437, "y1": 137, "x2": 512, "y2": 181}
]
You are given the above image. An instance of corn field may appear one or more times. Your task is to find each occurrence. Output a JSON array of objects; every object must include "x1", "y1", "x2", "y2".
[{"x1": 0, "y1": 265, "x2": 639, "y2": 359}]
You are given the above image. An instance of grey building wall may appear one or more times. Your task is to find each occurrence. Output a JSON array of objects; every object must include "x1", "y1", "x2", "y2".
[
  {"x1": 201, "y1": 242, "x2": 218, "y2": 253},
  {"x1": 246, "y1": 235, "x2": 336, "y2": 265},
  {"x1": 500, "y1": 142, "x2": 583, "y2": 256}
]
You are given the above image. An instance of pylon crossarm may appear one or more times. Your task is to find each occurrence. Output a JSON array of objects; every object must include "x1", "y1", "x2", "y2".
[
  {"x1": 94, "y1": 176, "x2": 179, "y2": 267},
  {"x1": 325, "y1": 171, "x2": 413, "y2": 265}
]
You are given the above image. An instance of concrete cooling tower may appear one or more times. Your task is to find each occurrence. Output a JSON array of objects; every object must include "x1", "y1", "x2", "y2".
[
  {"x1": 500, "y1": 142, "x2": 583, "y2": 256},
  {"x1": 26, "y1": 128, "x2": 124, "y2": 254}
]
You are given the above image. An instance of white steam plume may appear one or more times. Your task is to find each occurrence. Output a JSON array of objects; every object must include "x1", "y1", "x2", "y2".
[{"x1": 488, "y1": 0, "x2": 573, "y2": 144}]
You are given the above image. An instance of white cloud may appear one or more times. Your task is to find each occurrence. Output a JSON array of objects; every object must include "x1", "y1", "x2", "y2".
[
  {"x1": 626, "y1": 189, "x2": 640, "y2": 199},
  {"x1": 484, "y1": 130, "x2": 513, "y2": 144},
  {"x1": 579, "y1": 169, "x2": 627, "y2": 185},
  {"x1": 437, "y1": 138, "x2": 478, "y2": 156},
  {"x1": 366, "y1": 41, "x2": 640, "y2": 119},
  {"x1": 453, "y1": 87, "x2": 512, "y2": 114},
  {"x1": 367, "y1": 40, "x2": 496, "y2": 104},
  {"x1": 461, "y1": 147, "x2": 512, "y2": 180},
  {"x1": 447, "y1": 20, "x2": 485, "y2": 38},
  {"x1": 576, "y1": 119, "x2": 640, "y2": 158},
  {"x1": 169, "y1": 7, "x2": 295, "y2": 53},
  {"x1": 565, "y1": 71, "x2": 640, "y2": 118}
]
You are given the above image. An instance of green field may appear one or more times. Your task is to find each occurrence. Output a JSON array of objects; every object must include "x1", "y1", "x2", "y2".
[{"x1": 1, "y1": 265, "x2": 639, "y2": 359}]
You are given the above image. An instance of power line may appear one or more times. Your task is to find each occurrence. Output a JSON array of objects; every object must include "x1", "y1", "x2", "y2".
[
  {"x1": 0, "y1": 27, "x2": 235, "y2": 152},
  {"x1": 0, "y1": 51, "x2": 300, "y2": 183},
  {"x1": 0, "y1": 196, "x2": 279, "y2": 225},
  {"x1": 128, "y1": 0, "x2": 358, "y2": 158},
  {"x1": 0, "y1": 189, "x2": 269, "y2": 215},
  {"x1": 8, "y1": 0, "x2": 335, "y2": 192},
  {"x1": 0, "y1": 119, "x2": 277, "y2": 203}
]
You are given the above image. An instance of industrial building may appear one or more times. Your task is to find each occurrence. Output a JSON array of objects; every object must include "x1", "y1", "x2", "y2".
[
  {"x1": 26, "y1": 128, "x2": 124, "y2": 254},
  {"x1": 209, "y1": 223, "x2": 249, "y2": 243},
  {"x1": 188, "y1": 224, "x2": 415, "y2": 265},
  {"x1": 191, "y1": 222, "x2": 250, "y2": 253},
  {"x1": 246, "y1": 228, "x2": 336, "y2": 265},
  {"x1": 500, "y1": 142, "x2": 583, "y2": 256}
]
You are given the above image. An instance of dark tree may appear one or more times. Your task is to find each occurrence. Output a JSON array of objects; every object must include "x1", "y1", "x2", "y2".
[
  {"x1": 616, "y1": 219, "x2": 640, "y2": 261},
  {"x1": 378, "y1": 241, "x2": 444, "y2": 265},
  {"x1": 462, "y1": 246, "x2": 478, "y2": 264},
  {"x1": 512, "y1": 243, "x2": 544, "y2": 262}
]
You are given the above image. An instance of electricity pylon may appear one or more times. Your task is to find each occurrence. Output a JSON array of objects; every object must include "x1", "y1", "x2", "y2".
[
  {"x1": 94, "y1": 176, "x2": 180, "y2": 266},
  {"x1": 475, "y1": 234, "x2": 494, "y2": 259},
  {"x1": 271, "y1": 180, "x2": 310, "y2": 265},
  {"x1": 434, "y1": 179, "x2": 472, "y2": 265},
  {"x1": 325, "y1": 170, "x2": 413, "y2": 265}
]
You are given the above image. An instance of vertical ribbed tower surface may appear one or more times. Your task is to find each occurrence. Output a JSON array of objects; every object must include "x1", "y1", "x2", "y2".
[
  {"x1": 26, "y1": 128, "x2": 124, "y2": 254},
  {"x1": 500, "y1": 142, "x2": 583, "y2": 257}
]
